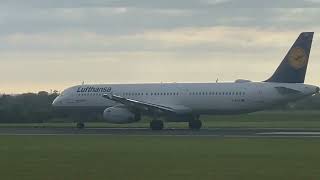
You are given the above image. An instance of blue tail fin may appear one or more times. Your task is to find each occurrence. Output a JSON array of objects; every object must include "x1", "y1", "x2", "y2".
[{"x1": 265, "y1": 32, "x2": 314, "y2": 83}]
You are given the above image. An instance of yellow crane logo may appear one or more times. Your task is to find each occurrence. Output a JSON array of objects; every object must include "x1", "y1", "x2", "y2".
[{"x1": 288, "y1": 47, "x2": 307, "y2": 69}]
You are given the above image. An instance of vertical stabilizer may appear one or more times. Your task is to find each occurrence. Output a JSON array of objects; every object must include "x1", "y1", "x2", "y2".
[{"x1": 265, "y1": 32, "x2": 314, "y2": 83}]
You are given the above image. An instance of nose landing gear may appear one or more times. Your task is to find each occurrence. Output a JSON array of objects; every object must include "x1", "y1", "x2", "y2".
[
  {"x1": 188, "y1": 120, "x2": 202, "y2": 130},
  {"x1": 150, "y1": 120, "x2": 164, "y2": 130},
  {"x1": 188, "y1": 115, "x2": 202, "y2": 130},
  {"x1": 76, "y1": 122, "x2": 85, "y2": 129}
]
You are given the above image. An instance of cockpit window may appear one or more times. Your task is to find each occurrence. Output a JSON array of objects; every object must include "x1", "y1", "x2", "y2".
[{"x1": 59, "y1": 89, "x2": 69, "y2": 96}]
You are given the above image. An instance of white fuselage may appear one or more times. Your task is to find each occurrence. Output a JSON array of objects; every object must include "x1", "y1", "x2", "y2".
[{"x1": 52, "y1": 82, "x2": 318, "y2": 115}]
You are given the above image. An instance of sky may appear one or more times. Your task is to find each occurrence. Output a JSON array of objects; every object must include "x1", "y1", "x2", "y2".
[{"x1": 1, "y1": 0, "x2": 320, "y2": 93}]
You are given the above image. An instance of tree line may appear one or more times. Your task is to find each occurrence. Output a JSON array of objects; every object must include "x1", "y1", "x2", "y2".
[{"x1": 0, "y1": 91, "x2": 102, "y2": 123}]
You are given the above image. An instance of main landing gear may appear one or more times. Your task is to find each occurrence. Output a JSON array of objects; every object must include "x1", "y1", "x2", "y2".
[
  {"x1": 188, "y1": 119, "x2": 202, "y2": 130},
  {"x1": 150, "y1": 120, "x2": 164, "y2": 130},
  {"x1": 188, "y1": 115, "x2": 202, "y2": 130},
  {"x1": 76, "y1": 122, "x2": 85, "y2": 129}
]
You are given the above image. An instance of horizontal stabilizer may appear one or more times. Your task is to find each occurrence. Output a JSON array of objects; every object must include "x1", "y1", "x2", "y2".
[{"x1": 274, "y1": 87, "x2": 302, "y2": 95}]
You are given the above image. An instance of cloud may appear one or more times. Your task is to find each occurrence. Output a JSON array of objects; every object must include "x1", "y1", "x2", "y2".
[
  {"x1": 2, "y1": 26, "x2": 319, "y2": 53},
  {"x1": 3, "y1": 0, "x2": 320, "y2": 8},
  {"x1": 1, "y1": 0, "x2": 320, "y2": 93},
  {"x1": 1, "y1": 7, "x2": 320, "y2": 37},
  {"x1": 1, "y1": 0, "x2": 320, "y2": 9},
  {"x1": 2, "y1": 0, "x2": 211, "y2": 8},
  {"x1": 215, "y1": 0, "x2": 320, "y2": 8}
]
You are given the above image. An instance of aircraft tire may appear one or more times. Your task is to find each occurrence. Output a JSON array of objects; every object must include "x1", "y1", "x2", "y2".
[
  {"x1": 150, "y1": 120, "x2": 164, "y2": 130},
  {"x1": 188, "y1": 120, "x2": 202, "y2": 130},
  {"x1": 77, "y1": 122, "x2": 85, "y2": 129}
]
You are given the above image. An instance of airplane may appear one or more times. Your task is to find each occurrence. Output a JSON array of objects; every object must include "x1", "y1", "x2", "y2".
[{"x1": 52, "y1": 32, "x2": 319, "y2": 130}]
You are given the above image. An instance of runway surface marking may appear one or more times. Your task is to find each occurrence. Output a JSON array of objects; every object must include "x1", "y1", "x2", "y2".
[
  {"x1": 1, "y1": 133, "x2": 320, "y2": 138},
  {"x1": 257, "y1": 132, "x2": 320, "y2": 135},
  {"x1": 1, "y1": 127, "x2": 320, "y2": 138},
  {"x1": 0, "y1": 133, "x2": 221, "y2": 137}
]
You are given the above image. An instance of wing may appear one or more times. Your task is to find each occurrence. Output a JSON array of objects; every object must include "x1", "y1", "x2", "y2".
[{"x1": 103, "y1": 94, "x2": 191, "y2": 114}]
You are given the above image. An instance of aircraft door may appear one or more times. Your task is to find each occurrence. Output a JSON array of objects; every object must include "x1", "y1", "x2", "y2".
[{"x1": 253, "y1": 84, "x2": 265, "y2": 106}]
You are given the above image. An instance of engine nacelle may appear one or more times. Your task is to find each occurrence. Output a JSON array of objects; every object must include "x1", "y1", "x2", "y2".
[{"x1": 103, "y1": 107, "x2": 140, "y2": 124}]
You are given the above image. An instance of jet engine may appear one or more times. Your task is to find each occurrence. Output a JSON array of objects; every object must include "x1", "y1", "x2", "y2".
[{"x1": 103, "y1": 107, "x2": 140, "y2": 124}]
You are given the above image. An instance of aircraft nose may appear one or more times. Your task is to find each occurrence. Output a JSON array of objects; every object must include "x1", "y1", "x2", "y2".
[{"x1": 52, "y1": 96, "x2": 62, "y2": 107}]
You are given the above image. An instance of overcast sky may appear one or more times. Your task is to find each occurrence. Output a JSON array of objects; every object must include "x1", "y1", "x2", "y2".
[{"x1": 1, "y1": 0, "x2": 320, "y2": 93}]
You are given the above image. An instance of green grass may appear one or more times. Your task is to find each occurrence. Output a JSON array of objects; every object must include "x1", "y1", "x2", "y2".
[
  {"x1": 1, "y1": 110, "x2": 320, "y2": 129},
  {"x1": 1, "y1": 111, "x2": 320, "y2": 179},
  {"x1": 0, "y1": 135, "x2": 320, "y2": 180}
]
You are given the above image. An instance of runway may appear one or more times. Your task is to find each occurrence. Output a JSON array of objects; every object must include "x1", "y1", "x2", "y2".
[{"x1": 1, "y1": 127, "x2": 320, "y2": 138}]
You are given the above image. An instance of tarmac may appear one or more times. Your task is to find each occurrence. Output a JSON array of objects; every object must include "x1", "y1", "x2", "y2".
[{"x1": 1, "y1": 127, "x2": 320, "y2": 138}]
